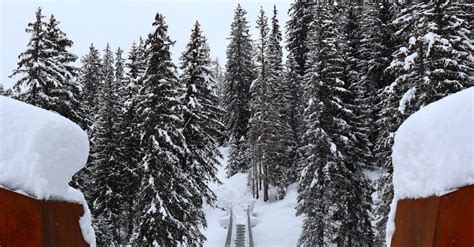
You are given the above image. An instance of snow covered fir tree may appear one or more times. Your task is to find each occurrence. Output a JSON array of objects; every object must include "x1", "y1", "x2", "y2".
[{"x1": 2, "y1": 0, "x2": 473, "y2": 246}]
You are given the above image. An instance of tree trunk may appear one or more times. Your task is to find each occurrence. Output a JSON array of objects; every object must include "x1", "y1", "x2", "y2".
[
  {"x1": 128, "y1": 198, "x2": 134, "y2": 240},
  {"x1": 263, "y1": 163, "x2": 269, "y2": 202},
  {"x1": 258, "y1": 161, "x2": 262, "y2": 192}
]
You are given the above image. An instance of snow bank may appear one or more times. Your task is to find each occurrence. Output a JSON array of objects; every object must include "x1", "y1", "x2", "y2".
[
  {"x1": 387, "y1": 87, "x2": 474, "y2": 245},
  {"x1": 0, "y1": 96, "x2": 89, "y2": 199},
  {"x1": 392, "y1": 87, "x2": 474, "y2": 199},
  {"x1": 252, "y1": 183, "x2": 303, "y2": 247},
  {"x1": 0, "y1": 96, "x2": 95, "y2": 246}
]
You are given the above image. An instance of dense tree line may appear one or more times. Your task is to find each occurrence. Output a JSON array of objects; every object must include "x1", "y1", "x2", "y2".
[
  {"x1": 8, "y1": 8, "x2": 223, "y2": 246},
  {"x1": 6, "y1": 1, "x2": 472, "y2": 246},
  {"x1": 223, "y1": 0, "x2": 472, "y2": 246}
]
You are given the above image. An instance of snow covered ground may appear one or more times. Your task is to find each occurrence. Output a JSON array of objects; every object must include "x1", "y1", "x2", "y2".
[
  {"x1": 203, "y1": 147, "x2": 303, "y2": 247},
  {"x1": 252, "y1": 183, "x2": 303, "y2": 246}
]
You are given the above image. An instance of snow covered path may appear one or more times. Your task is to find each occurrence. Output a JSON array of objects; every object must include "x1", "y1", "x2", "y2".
[
  {"x1": 202, "y1": 147, "x2": 254, "y2": 247},
  {"x1": 203, "y1": 147, "x2": 303, "y2": 247}
]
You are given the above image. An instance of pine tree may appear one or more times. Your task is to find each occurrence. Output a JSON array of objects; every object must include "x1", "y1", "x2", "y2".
[
  {"x1": 297, "y1": 5, "x2": 373, "y2": 246},
  {"x1": 78, "y1": 44, "x2": 103, "y2": 131},
  {"x1": 224, "y1": 4, "x2": 255, "y2": 176},
  {"x1": 248, "y1": 7, "x2": 269, "y2": 200},
  {"x1": 10, "y1": 8, "x2": 82, "y2": 124},
  {"x1": 85, "y1": 44, "x2": 123, "y2": 245},
  {"x1": 179, "y1": 20, "x2": 224, "y2": 228},
  {"x1": 210, "y1": 57, "x2": 225, "y2": 100},
  {"x1": 0, "y1": 82, "x2": 12, "y2": 96},
  {"x1": 249, "y1": 6, "x2": 296, "y2": 201},
  {"x1": 118, "y1": 43, "x2": 143, "y2": 242},
  {"x1": 285, "y1": 0, "x2": 315, "y2": 147},
  {"x1": 267, "y1": 5, "x2": 296, "y2": 198},
  {"x1": 135, "y1": 13, "x2": 205, "y2": 246}
]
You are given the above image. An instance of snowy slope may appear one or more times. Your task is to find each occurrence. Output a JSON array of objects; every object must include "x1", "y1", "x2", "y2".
[
  {"x1": 252, "y1": 183, "x2": 303, "y2": 247},
  {"x1": 387, "y1": 87, "x2": 474, "y2": 245},
  {"x1": 203, "y1": 147, "x2": 303, "y2": 247}
]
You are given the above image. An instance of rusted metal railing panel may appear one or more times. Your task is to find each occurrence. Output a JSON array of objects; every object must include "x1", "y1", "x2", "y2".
[
  {"x1": 391, "y1": 185, "x2": 474, "y2": 247},
  {"x1": 0, "y1": 188, "x2": 89, "y2": 247}
]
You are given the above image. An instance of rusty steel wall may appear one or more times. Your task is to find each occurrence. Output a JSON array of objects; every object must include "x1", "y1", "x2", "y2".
[
  {"x1": 391, "y1": 185, "x2": 474, "y2": 247},
  {"x1": 0, "y1": 188, "x2": 89, "y2": 247}
]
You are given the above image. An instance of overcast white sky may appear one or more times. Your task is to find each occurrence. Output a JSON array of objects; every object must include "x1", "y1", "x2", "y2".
[{"x1": 1, "y1": 0, "x2": 291, "y2": 88}]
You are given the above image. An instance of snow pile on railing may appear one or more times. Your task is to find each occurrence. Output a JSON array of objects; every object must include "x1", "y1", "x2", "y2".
[
  {"x1": 0, "y1": 96, "x2": 96, "y2": 246},
  {"x1": 386, "y1": 87, "x2": 474, "y2": 245}
]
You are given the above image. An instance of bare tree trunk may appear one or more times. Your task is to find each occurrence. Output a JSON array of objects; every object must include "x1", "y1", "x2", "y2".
[
  {"x1": 252, "y1": 146, "x2": 256, "y2": 199},
  {"x1": 263, "y1": 162, "x2": 269, "y2": 202},
  {"x1": 128, "y1": 197, "x2": 134, "y2": 241},
  {"x1": 258, "y1": 160, "x2": 262, "y2": 192}
]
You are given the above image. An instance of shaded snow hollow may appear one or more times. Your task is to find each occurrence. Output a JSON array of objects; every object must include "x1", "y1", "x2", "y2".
[
  {"x1": 386, "y1": 87, "x2": 474, "y2": 245},
  {"x1": 0, "y1": 96, "x2": 96, "y2": 246}
]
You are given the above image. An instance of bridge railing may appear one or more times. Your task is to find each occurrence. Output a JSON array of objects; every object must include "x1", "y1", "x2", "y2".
[
  {"x1": 224, "y1": 208, "x2": 233, "y2": 247},
  {"x1": 247, "y1": 205, "x2": 254, "y2": 247}
]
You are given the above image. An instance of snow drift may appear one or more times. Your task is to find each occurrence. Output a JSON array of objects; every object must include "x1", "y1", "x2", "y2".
[
  {"x1": 387, "y1": 87, "x2": 474, "y2": 245},
  {"x1": 0, "y1": 96, "x2": 95, "y2": 246},
  {"x1": 0, "y1": 96, "x2": 89, "y2": 199}
]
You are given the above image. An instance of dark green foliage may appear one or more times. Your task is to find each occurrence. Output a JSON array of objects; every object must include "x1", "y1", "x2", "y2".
[
  {"x1": 10, "y1": 8, "x2": 81, "y2": 124},
  {"x1": 224, "y1": 4, "x2": 256, "y2": 176},
  {"x1": 296, "y1": 5, "x2": 373, "y2": 246},
  {"x1": 179, "y1": 19, "x2": 225, "y2": 229}
]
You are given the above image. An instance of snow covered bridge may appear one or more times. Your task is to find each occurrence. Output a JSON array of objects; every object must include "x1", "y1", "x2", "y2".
[{"x1": 224, "y1": 206, "x2": 254, "y2": 247}]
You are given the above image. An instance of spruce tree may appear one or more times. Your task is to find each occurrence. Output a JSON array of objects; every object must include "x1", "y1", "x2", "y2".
[
  {"x1": 285, "y1": 0, "x2": 315, "y2": 146},
  {"x1": 0, "y1": 82, "x2": 12, "y2": 97},
  {"x1": 210, "y1": 57, "x2": 225, "y2": 100},
  {"x1": 267, "y1": 5, "x2": 296, "y2": 198},
  {"x1": 119, "y1": 43, "x2": 143, "y2": 241},
  {"x1": 337, "y1": 6, "x2": 374, "y2": 171},
  {"x1": 297, "y1": 5, "x2": 373, "y2": 246},
  {"x1": 224, "y1": 4, "x2": 255, "y2": 176},
  {"x1": 179, "y1": 20, "x2": 224, "y2": 224},
  {"x1": 10, "y1": 8, "x2": 82, "y2": 124},
  {"x1": 85, "y1": 44, "x2": 123, "y2": 245},
  {"x1": 77, "y1": 44, "x2": 103, "y2": 131},
  {"x1": 248, "y1": 7, "x2": 269, "y2": 200},
  {"x1": 135, "y1": 13, "x2": 205, "y2": 246}
]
